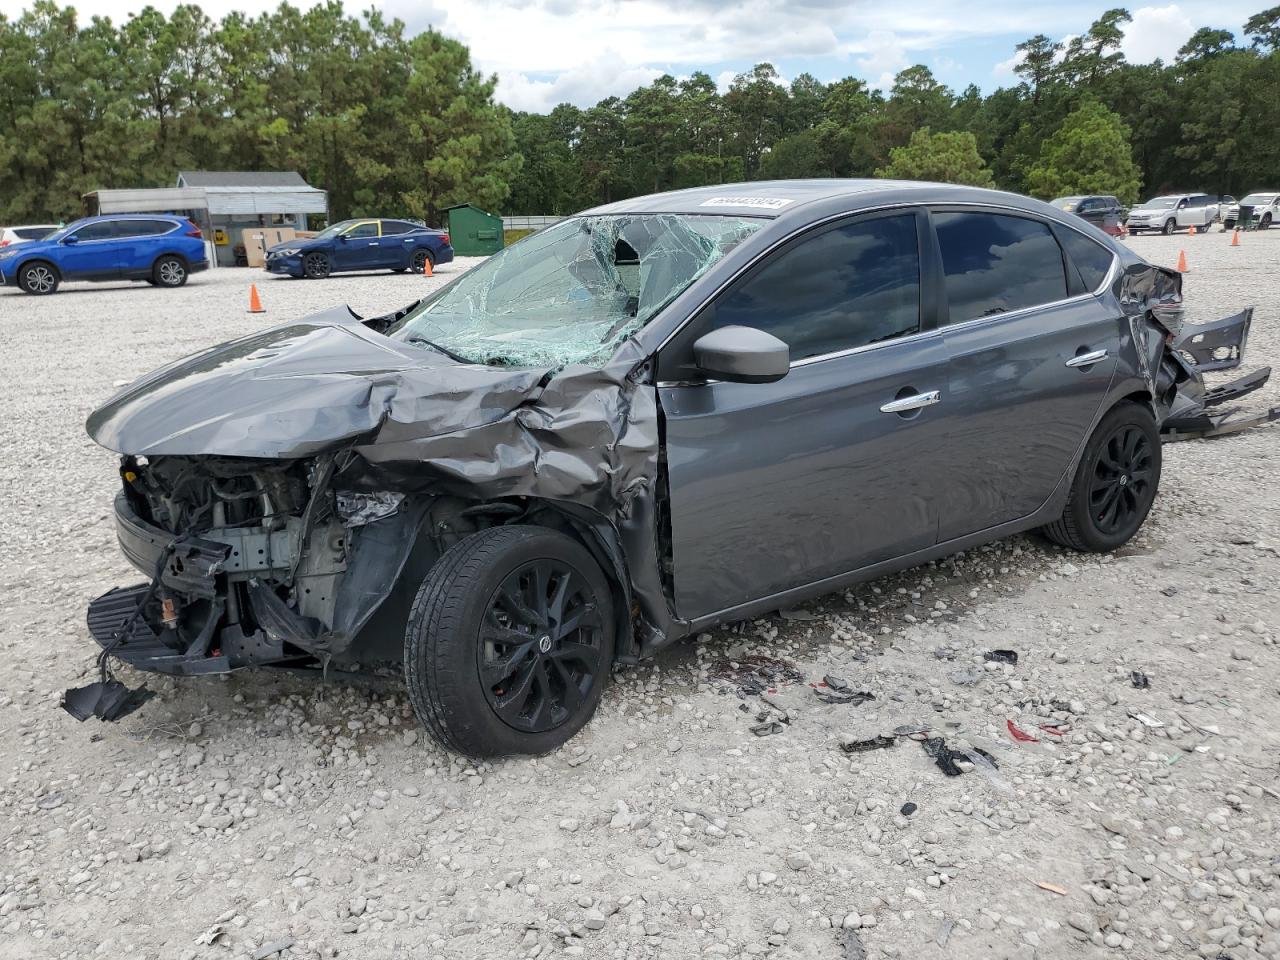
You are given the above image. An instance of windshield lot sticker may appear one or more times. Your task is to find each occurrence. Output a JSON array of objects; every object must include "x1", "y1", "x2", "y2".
[{"x1": 700, "y1": 196, "x2": 794, "y2": 210}]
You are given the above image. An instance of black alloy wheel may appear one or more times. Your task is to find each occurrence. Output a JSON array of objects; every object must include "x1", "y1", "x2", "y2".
[
  {"x1": 411, "y1": 249, "x2": 434, "y2": 274},
  {"x1": 1042, "y1": 401, "x2": 1161, "y2": 552},
  {"x1": 303, "y1": 251, "x2": 331, "y2": 279},
  {"x1": 404, "y1": 524, "x2": 616, "y2": 757},
  {"x1": 478, "y1": 559, "x2": 605, "y2": 734},
  {"x1": 1088, "y1": 423, "x2": 1155, "y2": 536}
]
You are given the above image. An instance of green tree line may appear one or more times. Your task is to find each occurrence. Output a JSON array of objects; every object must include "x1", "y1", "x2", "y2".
[{"x1": 1, "y1": 3, "x2": 1279, "y2": 225}]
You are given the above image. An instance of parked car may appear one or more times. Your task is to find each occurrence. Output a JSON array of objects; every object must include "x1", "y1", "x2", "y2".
[
  {"x1": 1049, "y1": 196, "x2": 1126, "y2": 236},
  {"x1": 1126, "y1": 193, "x2": 1222, "y2": 234},
  {"x1": 0, "y1": 214, "x2": 208, "y2": 295},
  {"x1": 264, "y1": 218, "x2": 453, "y2": 279},
  {"x1": 76, "y1": 180, "x2": 1267, "y2": 755},
  {"x1": 0, "y1": 224, "x2": 60, "y2": 246},
  {"x1": 1224, "y1": 192, "x2": 1279, "y2": 229}
]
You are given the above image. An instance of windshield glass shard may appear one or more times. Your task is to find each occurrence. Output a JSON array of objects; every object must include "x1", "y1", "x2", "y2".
[{"x1": 390, "y1": 214, "x2": 763, "y2": 368}]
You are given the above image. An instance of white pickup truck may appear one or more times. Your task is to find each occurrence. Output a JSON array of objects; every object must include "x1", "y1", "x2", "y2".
[
  {"x1": 1126, "y1": 193, "x2": 1225, "y2": 234},
  {"x1": 1224, "y1": 192, "x2": 1280, "y2": 230}
]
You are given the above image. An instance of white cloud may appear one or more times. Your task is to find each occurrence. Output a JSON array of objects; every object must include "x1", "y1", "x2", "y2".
[
  {"x1": 497, "y1": 56, "x2": 664, "y2": 112},
  {"x1": 993, "y1": 49, "x2": 1026, "y2": 76},
  {"x1": 1120, "y1": 5, "x2": 1196, "y2": 63},
  {"x1": 854, "y1": 29, "x2": 908, "y2": 90}
]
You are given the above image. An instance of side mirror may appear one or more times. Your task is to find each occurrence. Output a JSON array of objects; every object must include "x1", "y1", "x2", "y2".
[
  {"x1": 62, "y1": 234, "x2": 79, "y2": 245},
  {"x1": 692, "y1": 325, "x2": 790, "y2": 384},
  {"x1": 338, "y1": 234, "x2": 348, "y2": 242}
]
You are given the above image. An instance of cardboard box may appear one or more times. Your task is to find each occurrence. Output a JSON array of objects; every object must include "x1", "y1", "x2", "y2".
[{"x1": 241, "y1": 226, "x2": 298, "y2": 267}]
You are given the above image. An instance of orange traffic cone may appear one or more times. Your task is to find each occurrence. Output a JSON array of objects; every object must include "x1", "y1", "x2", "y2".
[
  {"x1": 1188, "y1": 224, "x2": 1197, "y2": 236},
  {"x1": 422, "y1": 257, "x2": 433, "y2": 277},
  {"x1": 1176, "y1": 250, "x2": 1189, "y2": 273},
  {"x1": 248, "y1": 284, "x2": 265, "y2": 313},
  {"x1": 1232, "y1": 228, "x2": 1241, "y2": 247}
]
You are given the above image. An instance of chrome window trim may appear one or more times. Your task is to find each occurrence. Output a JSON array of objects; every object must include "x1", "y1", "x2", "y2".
[{"x1": 652, "y1": 199, "x2": 1121, "y2": 373}]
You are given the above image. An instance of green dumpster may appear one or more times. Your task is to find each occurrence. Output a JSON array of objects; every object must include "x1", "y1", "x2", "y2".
[{"x1": 445, "y1": 204, "x2": 504, "y2": 256}]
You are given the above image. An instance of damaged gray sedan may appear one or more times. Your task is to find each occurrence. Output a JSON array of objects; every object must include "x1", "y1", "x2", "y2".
[{"x1": 76, "y1": 180, "x2": 1274, "y2": 756}]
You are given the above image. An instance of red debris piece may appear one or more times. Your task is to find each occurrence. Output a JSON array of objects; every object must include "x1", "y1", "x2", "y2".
[
  {"x1": 1007, "y1": 719, "x2": 1039, "y2": 743},
  {"x1": 1038, "y1": 724, "x2": 1069, "y2": 738}
]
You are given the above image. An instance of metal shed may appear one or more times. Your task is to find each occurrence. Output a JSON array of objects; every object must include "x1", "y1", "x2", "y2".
[
  {"x1": 445, "y1": 204, "x2": 505, "y2": 256},
  {"x1": 84, "y1": 172, "x2": 328, "y2": 268}
]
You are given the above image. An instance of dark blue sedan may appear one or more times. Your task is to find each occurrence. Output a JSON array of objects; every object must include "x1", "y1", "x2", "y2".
[
  {"x1": 0, "y1": 214, "x2": 209, "y2": 295},
  {"x1": 264, "y1": 218, "x2": 454, "y2": 279}
]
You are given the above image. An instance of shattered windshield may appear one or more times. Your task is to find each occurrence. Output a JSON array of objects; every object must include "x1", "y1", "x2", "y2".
[{"x1": 391, "y1": 214, "x2": 763, "y2": 368}]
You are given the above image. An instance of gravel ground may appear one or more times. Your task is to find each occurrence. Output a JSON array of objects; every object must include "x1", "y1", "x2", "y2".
[{"x1": 1, "y1": 232, "x2": 1278, "y2": 960}]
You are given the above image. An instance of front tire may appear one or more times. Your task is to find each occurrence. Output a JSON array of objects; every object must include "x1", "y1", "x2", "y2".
[
  {"x1": 303, "y1": 252, "x2": 331, "y2": 279},
  {"x1": 153, "y1": 255, "x2": 187, "y2": 288},
  {"x1": 18, "y1": 261, "x2": 59, "y2": 295},
  {"x1": 1262, "y1": 214, "x2": 1272, "y2": 230},
  {"x1": 1042, "y1": 401, "x2": 1161, "y2": 552},
  {"x1": 1161, "y1": 219, "x2": 1175, "y2": 235},
  {"x1": 405, "y1": 525, "x2": 615, "y2": 758}
]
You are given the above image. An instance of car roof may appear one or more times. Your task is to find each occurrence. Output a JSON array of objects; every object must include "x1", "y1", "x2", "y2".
[{"x1": 582, "y1": 178, "x2": 1060, "y2": 220}]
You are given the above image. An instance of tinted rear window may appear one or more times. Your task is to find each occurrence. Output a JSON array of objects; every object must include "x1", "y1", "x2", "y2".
[
  {"x1": 1058, "y1": 229, "x2": 1116, "y2": 292},
  {"x1": 14, "y1": 227, "x2": 54, "y2": 240},
  {"x1": 382, "y1": 220, "x2": 420, "y2": 235},
  {"x1": 934, "y1": 212, "x2": 1068, "y2": 323},
  {"x1": 114, "y1": 220, "x2": 175, "y2": 238}
]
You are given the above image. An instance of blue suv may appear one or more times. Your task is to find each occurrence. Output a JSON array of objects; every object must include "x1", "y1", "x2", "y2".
[
  {"x1": 0, "y1": 214, "x2": 209, "y2": 295},
  {"x1": 264, "y1": 218, "x2": 454, "y2": 279}
]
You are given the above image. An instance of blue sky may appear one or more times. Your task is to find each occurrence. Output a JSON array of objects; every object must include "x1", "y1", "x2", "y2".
[{"x1": 0, "y1": 0, "x2": 1268, "y2": 110}]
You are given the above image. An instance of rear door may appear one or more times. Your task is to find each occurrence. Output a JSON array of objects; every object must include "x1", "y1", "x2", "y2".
[
  {"x1": 57, "y1": 220, "x2": 123, "y2": 279},
  {"x1": 113, "y1": 219, "x2": 176, "y2": 277},
  {"x1": 657, "y1": 210, "x2": 951, "y2": 620},
  {"x1": 379, "y1": 220, "x2": 419, "y2": 269},
  {"x1": 332, "y1": 220, "x2": 382, "y2": 270},
  {"x1": 929, "y1": 209, "x2": 1120, "y2": 541}
]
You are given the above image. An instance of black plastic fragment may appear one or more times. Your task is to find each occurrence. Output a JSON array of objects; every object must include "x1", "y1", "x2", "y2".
[
  {"x1": 921, "y1": 737, "x2": 998, "y2": 777},
  {"x1": 1131, "y1": 670, "x2": 1151, "y2": 689},
  {"x1": 840, "y1": 735, "x2": 896, "y2": 754},
  {"x1": 984, "y1": 649, "x2": 1019, "y2": 666},
  {"x1": 901, "y1": 802, "x2": 918, "y2": 816},
  {"x1": 61, "y1": 680, "x2": 155, "y2": 722}
]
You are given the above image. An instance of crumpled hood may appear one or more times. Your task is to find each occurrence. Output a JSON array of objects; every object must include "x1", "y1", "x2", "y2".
[{"x1": 86, "y1": 307, "x2": 550, "y2": 458}]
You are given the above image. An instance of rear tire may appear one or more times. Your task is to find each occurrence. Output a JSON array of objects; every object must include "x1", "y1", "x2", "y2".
[
  {"x1": 1042, "y1": 401, "x2": 1161, "y2": 552},
  {"x1": 18, "y1": 261, "x2": 59, "y2": 295},
  {"x1": 153, "y1": 255, "x2": 187, "y2": 288},
  {"x1": 411, "y1": 249, "x2": 434, "y2": 274},
  {"x1": 405, "y1": 525, "x2": 615, "y2": 758}
]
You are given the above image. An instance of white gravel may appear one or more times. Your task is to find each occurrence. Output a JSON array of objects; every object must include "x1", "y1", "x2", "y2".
[{"x1": 1, "y1": 233, "x2": 1278, "y2": 960}]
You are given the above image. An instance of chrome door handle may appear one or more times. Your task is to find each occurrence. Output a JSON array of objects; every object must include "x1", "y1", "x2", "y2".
[
  {"x1": 369, "y1": 242, "x2": 379, "y2": 246},
  {"x1": 1065, "y1": 349, "x2": 1108, "y2": 368},
  {"x1": 880, "y1": 390, "x2": 941, "y2": 414}
]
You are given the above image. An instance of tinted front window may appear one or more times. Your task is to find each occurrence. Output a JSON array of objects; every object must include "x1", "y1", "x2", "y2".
[
  {"x1": 72, "y1": 222, "x2": 120, "y2": 241},
  {"x1": 1058, "y1": 229, "x2": 1116, "y2": 292},
  {"x1": 704, "y1": 215, "x2": 920, "y2": 361},
  {"x1": 345, "y1": 222, "x2": 378, "y2": 239},
  {"x1": 935, "y1": 212, "x2": 1068, "y2": 324}
]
